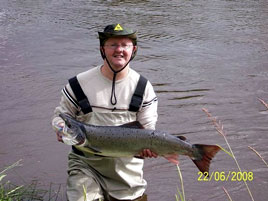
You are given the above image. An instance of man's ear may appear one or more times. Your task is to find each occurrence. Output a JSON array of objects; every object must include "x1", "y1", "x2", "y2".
[{"x1": 131, "y1": 45, "x2": 138, "y2": 60}]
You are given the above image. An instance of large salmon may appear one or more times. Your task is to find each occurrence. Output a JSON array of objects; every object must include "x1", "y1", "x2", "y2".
[{"x1": 59, "y1": 113, "x2": 220, "y2": 173}]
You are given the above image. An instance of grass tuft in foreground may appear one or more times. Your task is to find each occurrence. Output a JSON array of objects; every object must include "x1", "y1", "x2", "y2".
[{"x1": 0, "y1": 160, "x2": 61, "y2": 201}]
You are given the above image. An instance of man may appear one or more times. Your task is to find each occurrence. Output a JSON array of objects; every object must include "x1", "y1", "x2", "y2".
[{"x1": 52, "y1": 24, "x2": 178, "y2": 201}]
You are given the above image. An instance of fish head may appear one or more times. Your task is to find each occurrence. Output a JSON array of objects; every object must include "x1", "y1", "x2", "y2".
[{"x1": 59, "y1": 113, "x2": 86, "y2": 137}]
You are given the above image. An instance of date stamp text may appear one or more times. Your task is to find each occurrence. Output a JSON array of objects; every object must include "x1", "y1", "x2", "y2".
[{"x1": 198, "y1": 171, "x2": 253, "y2": 182}]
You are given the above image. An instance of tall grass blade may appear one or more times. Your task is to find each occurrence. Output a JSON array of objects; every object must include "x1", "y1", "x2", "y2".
[
  {"x1": 48, "y1": 182, "x2": 52, "y2": 200},
  {"x1": 6, "y1": 185, "x2": 24, "y2": 196},
  {"x1": 83, "y1": 184, "x2": 87, "y2": 201},
  {"x1": 176, "y1": 186, "x2": 184, "y2": 201},
  {"x1": 248, "y1": 146, "x2": 268, "y2": 168},
  {"x1": 258, "y1": 98, "x2": 268, "y2": 109},
  {"x1": 0, "y1": 175, "x2": 7, "y2": 182},
  {"x1": 175, "y1": 194, "x2": 179, "y2": 201},
  {"x1": 0, "y1": 160, "x2": 22, "y2": 175},
  {"x1": 54, "y1": 183, "x2": 61, "y2": 201},
  {"x1": 216, "y1": 144, "x2": 234, "y2": 158},
  {"x1": 176, "y1": 165, "x2": 185, "y2": 201},
  {"x1": 222, "y1": 187, "x2": 233, "y2": 201}
]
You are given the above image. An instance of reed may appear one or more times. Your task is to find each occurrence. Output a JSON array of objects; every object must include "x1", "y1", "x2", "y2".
[
  {"x1": 175, "y1": 165, "x2": 185, "y2": 201},
  {"x1": 248, "y1": 146, "x2": 268, "y2": 169},
  {"x1": 82, "y1": 185, "x2": 104, "y2": 201},
  {"x1": 83, "y1": 185, "x2": 87, "y2": 201},
  {"x1": 202, "y1": 108, "x2": 255, "y2": 201},
  {"x1": 258, "y1": 98, "x2": 268, "y2": 109},
  {"x1": 222, "y1": 187, "x2": 233, "y2": 201}
]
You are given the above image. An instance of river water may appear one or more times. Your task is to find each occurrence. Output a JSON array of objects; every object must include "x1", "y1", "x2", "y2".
[{"x1": 0, "y1": 0, "x2": 267, "y2": 200}]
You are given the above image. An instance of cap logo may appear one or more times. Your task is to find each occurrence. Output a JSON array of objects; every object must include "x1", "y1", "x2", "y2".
[{"x1": 114, "y1": 24, "x2": 123, "y2": 31}]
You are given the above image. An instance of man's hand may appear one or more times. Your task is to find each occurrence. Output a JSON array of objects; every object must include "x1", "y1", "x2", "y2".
[
  {"x1": 53, "y1": 122, "x2": 65, "y2": 143},
  {"x1": 139, "y1": 149, "x2": 158, "y2": 158}
]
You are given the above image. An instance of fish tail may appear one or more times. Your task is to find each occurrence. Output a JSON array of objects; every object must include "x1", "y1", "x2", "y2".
[{"x1": 192, "y1": 144, "x2": 221, "y2": 174}]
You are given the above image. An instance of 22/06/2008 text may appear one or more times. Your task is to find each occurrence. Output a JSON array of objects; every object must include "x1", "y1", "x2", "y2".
[{"x1": 197, "y1": 171, "x2": 253, "y2": 182}]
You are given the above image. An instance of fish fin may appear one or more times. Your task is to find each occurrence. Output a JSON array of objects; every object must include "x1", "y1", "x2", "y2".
[
  {"x1": 88, "y1": 146, "x2": 102, "y2": 154},
  {"x1": 119, "y1": 121, "x2": 145, "y2": 129},
  {"x1": 192, "y1": 144, "x2": 221, "y2": 174},
  {"x1": 163, "y1": 153, "x2": 179, "y2": 164},
  {"x1": 176, "y1": 136, "x2": 187, "y2": 141}
]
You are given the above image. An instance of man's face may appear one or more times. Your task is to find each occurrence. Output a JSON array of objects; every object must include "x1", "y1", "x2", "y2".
[{"x1": 102, "y1": 37, "x2": 136, "y2": 70}]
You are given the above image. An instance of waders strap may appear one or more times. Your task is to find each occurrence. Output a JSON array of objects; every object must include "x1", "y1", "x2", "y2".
[
  {"x1": 129, "y1": 75, "x2": 147, "y2": 112},
  {"x1": 69, "y1": 76, "x2": 93, "y2": 114}
]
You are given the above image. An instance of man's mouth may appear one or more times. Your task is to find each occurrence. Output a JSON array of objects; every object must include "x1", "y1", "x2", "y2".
[{"x1": 114, "y1": 55, "x2": 124, "y2": 58}]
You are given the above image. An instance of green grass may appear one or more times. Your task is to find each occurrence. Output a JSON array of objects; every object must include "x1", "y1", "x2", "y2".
[{"x1": 0, "y1": 160, "x2": 61, "y2": 201}]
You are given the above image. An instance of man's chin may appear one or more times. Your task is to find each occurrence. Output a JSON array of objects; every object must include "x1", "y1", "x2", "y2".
[{"x1": 111, "y1": 62, "x2": 128, "y2": 70}]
